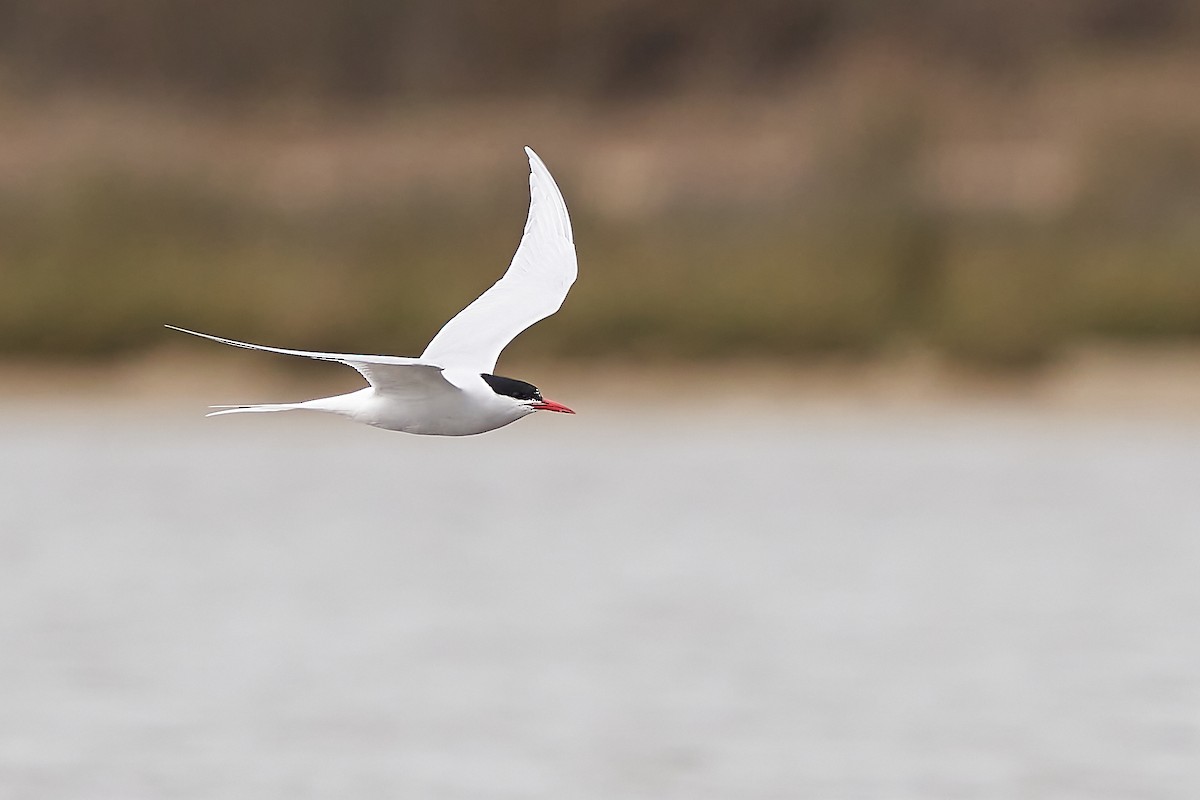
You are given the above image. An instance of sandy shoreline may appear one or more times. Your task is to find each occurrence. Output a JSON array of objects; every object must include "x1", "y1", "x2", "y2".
[{"x1": 2, "y1": 343, "x2": 1199, "y2": 421}]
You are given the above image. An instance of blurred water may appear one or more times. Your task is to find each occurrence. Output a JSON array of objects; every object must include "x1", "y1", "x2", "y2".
[{"x1": 0, "y1": 402, "x2": 1197, "y2": 799}]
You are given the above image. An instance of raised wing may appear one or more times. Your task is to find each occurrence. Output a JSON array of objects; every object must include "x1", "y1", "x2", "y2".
[
  {"x1": 419, "y1": 147, "x2": 577, "y2": 373},
  {"x1": 165, "y1": 325, "x2": 451, "y2": 396}
]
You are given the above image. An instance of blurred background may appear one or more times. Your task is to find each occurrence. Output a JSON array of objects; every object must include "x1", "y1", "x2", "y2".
[
  {"x1": 1, "y1": 2, "x2": 1199, "y2": 798},
  {"x1": 1, "y1": 0, "x2": 1199, "y2": 364}
]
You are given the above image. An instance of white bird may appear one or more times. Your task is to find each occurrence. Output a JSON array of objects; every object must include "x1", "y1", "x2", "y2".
[{"x1": 168, "y1": 147, "x2": 577, "y2": 436}]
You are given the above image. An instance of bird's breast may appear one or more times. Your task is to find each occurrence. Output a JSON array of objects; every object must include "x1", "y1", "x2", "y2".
[{"x1": 357, "y1": 389, "x2": 527, "y2": 436}]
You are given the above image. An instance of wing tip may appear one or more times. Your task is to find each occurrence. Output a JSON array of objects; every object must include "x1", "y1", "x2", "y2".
[
  {"x1": 165, "y1": 323, "x2": 208, "y2": 339},
  {"x1": 521, "y1": 146, "x2": 573, "y2": 242},
  {"x1": 524, "y1": 146, "x2": 549, "y2": 175}
]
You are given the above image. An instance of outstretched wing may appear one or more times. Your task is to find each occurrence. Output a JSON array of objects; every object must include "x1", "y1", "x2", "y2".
[
  {"x1": 419, "y1": 147, "x2": 577, "y2": 373},
  {"x1": 165, "y1": 325, "x2": 451, "y2": 396}
]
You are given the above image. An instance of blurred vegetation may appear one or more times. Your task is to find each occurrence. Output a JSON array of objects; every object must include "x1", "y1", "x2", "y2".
[
  {"x1": 2, "y1": 0, "x2": 1199, "y2": 100},
  {"x1": 0, "y1": 0, "x2": 1199, "y2": 365}
]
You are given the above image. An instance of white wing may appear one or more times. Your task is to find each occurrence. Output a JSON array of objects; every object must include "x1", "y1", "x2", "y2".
[
  {"x1": 165, "y1": 325, "x2": 452, "y2": 396},
  {"x1": 420, "y1": 147, "x2": 577, "y2": 373}
]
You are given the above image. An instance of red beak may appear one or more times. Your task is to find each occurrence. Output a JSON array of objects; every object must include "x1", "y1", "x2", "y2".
[{"x1": 532, "y1": 398, "x2": 575, "y2": 414}]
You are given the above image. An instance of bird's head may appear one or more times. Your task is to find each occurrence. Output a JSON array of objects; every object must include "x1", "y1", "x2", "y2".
[{"x1": 481, "y1": 373, "x2": 574, "y2": 415}]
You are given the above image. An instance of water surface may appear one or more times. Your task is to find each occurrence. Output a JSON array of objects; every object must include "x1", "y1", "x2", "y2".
[{"x1": 1, "y1": 403, "x2": 1197, "y2": 798}]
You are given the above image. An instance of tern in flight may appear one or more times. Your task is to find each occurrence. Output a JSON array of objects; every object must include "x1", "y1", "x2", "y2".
[{"x1": 168, "y1": 147, "x2": 577, "y2": 436}]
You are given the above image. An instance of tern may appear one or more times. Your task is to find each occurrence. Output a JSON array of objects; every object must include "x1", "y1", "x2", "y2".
[{"x1": 168, "y1": 147, "x2": 577, "y2": 436}]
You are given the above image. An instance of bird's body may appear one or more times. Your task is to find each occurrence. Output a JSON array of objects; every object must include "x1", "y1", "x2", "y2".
[{"x1": 168, "y1": 147, "x2": 577, "y2": 437}]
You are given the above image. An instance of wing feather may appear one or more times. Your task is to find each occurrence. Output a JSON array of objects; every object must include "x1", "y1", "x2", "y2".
[
  {"x1": 165, "y1": 325, "x2": 449, "y2": 395},
  {"x1": 419, "y1": 147, "x2": 577, "y2": 373}
]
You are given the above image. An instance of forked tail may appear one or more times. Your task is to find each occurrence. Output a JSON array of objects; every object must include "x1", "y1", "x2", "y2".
[
  {"x1": 204, "y1": 389, "x2": 370, "y2": 418},
  {"x1": 206, "y1": 402, "x2": 303, "y2": 417}
]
